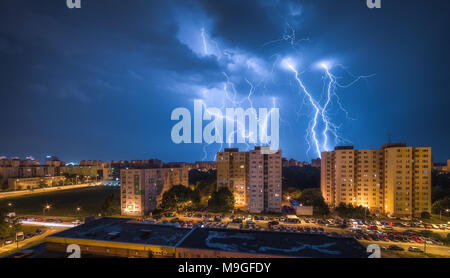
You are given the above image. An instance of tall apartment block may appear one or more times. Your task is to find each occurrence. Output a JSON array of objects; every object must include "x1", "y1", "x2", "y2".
[
  {"x1": 217, "y1": 147, "x2": 282, "y2": 213},
  {"x1": 121, "y1": 167, "x2": 188, "y2": 216},
  {"x1": 217, "y1": 148, "x2": 248, "y2": 208},
  {"x1": 321, "y1": 143, "x2": 431, "y2": 217}
]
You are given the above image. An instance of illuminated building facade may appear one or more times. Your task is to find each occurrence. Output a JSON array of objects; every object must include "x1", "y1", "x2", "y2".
[
  {"x1": 321, "y1": 143, "x2": 431, "y2": 217},
  {"x1": 217, "y1": 147, "x2": 282, "y2": 213},
  {"x1": 8, "y1": 176, "x2": 66, "y2": 190},
  {"x1": 120, "y1": 167, "x2": 189, "y2": 216},
  {"x1": 217, "y1": 148, "x2": 248, "y2": 208}
]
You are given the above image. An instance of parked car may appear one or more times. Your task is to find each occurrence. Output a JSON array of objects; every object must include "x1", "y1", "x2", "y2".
[
  {"x1": 388, "y1": 245, "x2": 405, "y2": 251},
  {"x1": 408, "y1": 246, "x2": 423, "y2": 253},
  {"x1": 24, "y1": 233, "x2": 34, "y2": 239}
]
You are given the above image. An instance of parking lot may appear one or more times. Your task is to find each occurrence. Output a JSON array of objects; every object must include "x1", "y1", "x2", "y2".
[{"x1": 0, "y1": 215, "x2": 80, "y2": 257}]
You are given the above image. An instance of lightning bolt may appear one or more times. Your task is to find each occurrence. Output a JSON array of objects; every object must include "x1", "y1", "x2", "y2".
[
  {"x1": 285, "y1": 62, "x2": 322, "y2": 158},
  {"x1": 196, "y1": 20, "x2": 373, "y2": 161},
  {"x1": 198, "y1": 28, "x2": 283, "y2": 160}
]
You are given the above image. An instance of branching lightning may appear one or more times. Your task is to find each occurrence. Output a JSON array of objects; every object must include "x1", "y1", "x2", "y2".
[{"x1": 196, "y1": 20, "x2": 373, "y2": 161}]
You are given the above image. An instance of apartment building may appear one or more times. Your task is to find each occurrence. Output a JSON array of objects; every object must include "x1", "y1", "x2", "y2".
[
  {"x1": 217, "y1": 148, "x2": 248, "y2": 208},
  {"x1": 120, "y1": 167, "x2": 189, "y2": 216},
  {"x1": 321, "y1": 143, "x2": 431, "y2": 217},
  {"x1": 247, "y1": 147, "x2": 282, "y2": 213},
  {"x1": 217, "y1": 147, "x2": 282, "y2": 213}
]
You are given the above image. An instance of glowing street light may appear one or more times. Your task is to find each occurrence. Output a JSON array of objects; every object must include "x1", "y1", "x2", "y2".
[{"x1": 43, "y1": 203, "x2": 51, "y2": 216}]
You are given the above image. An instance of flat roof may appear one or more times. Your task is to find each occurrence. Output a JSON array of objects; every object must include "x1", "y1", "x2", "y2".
[
  {"x1": 46, "y1": 217, "x2": 367, "y2": 258},
  {"x1": 48, "y1": 217, "x2": 192, "y2": 247},
  {"x1": 178, "y1": 228, "x2": 367, "y2": 258}
]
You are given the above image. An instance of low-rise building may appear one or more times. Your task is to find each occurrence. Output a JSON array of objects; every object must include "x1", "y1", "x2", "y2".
[{"x1": 8, "y1": 176, "x2": 66, "y2": 191}]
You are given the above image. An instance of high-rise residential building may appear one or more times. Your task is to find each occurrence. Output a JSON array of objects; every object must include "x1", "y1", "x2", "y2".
[
  {"x1": 247, "y1": 147, "x2": 282, "y2": 213},
  {"x1": 217, "y1": 148, "x2": 248, "y2": 208},
  {"x1": 120, "y1": 167, "x2": 189, "y2": 216},
  {"x1": 217, "y1": 146, "x2": 282, "y2": 213},
  {"x1": 321, "y1": 143, "x2": 431, "y2": 217}
]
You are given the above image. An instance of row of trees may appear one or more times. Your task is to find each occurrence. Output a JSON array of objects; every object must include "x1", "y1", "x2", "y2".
[
  {"x1": 0, "y1": 210, "x2": 21, "y2": 241},
  {"x1": 161, "y1": 168, "x2": 326, "y2": 215},
  {"x1": 160, "y1": 184, "x2": 235, "y2": 213},
  {"x1": 431, "y1": 172, "x2": 450, "y2": 217}
]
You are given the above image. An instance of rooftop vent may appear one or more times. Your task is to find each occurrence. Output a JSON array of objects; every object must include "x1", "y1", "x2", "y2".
[{"x1": 107, "y1": 231, "x2": 120, "y2": 238}]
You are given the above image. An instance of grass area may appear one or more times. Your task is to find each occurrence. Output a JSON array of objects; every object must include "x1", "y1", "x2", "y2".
[
  {"x1": 0, "y1": 186, "x2": 119, "y2": 217},
  {"x1": 21, "y1": 225, "x2": 46, "y2": 234},
  {"x1": 427, "y1": 214, "x2": 450, "y2": 224}
]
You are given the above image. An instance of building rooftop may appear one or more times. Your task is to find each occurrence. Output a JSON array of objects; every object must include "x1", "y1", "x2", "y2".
[
  {"x1": 177, "y1": 228, "x2": 366, "y2": 258},
  {"x1": 42, "y1": 217, "x2": 367, "y2": 258},
  {"x1": 48, "y1": 217, "x2": 192, "y2": 247}
]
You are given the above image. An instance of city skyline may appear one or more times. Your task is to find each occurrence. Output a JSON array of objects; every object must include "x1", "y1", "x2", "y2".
[{"x1": 1, "y1": 1, "x2": 450, "y2": 163}]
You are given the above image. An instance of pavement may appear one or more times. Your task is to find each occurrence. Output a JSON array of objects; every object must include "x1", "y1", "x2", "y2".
[
  {"x1": 0, "y1": 227, "x2": 65, "y2": 257},
  {"x1": 359, "y1": 240, "x2": 450, "y2": 257}
]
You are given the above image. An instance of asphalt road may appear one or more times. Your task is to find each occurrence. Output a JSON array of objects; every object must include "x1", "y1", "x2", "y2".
[{"x1": 0, "y1": 228, "x2": 65, "y2": 257}]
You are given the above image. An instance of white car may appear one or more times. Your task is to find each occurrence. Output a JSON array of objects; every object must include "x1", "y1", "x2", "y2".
[{"x1": 432, "y1": 224, "x2": 440, "y2": 229}]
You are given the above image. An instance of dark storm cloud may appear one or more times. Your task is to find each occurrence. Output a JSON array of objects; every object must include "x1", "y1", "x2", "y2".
[
  {"x1": 0, "y1": 0, "x2": 449, "y2": 162},
  {"x1": 0, "y1": 0, "x2": 224, "y2": 102},
  {"x1": 194, "y1": 0, "x2": 303, "y2": 52}
]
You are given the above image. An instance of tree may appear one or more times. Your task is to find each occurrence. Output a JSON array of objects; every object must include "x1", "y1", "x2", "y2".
[
  {"x1": 431, "y1": 196, "x2": 450, "y2": 214},
  {"x1": 0, "y1": 209, "x2": 21, "y2": 240},
  {"x1": 161, "y1": 185, "x2": 199, "y2": 212},
  {"x1": 421, "y1": 211, "x2": 431, "y2": 219},
  {"x1": 100, "y1": 192, "x2": 120, "y2": 216},
  {"x1": 298, "y1": 188, "x2": 329, "y2": 216},
  {"x1": 335, "y1": 203, "x2": 370, "y2": 219},
  {"x1": 195, "y1": 179, "x2": 217, "y2": 205},
  {"x1": 208, "y1": 187, "x2": 234, "y2": 213}
]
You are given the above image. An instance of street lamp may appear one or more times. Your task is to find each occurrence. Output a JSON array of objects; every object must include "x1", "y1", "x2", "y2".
[{"x1": 43, "y1": 204, "x2": 51, "y2": 216}]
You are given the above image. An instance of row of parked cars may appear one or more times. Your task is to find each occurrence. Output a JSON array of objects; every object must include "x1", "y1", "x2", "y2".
[
  {"x1": 1, "y1": 228, "x2": 43, "y2": 247},
  {"x1": 352, "y1": 228, "x2": 444, "y2": 246},
  {"x1": 383, "y1": 245, "x2": 424, "y2": 253}
]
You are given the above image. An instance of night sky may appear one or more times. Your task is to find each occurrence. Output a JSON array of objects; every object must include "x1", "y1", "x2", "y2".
[{"x1": 0, "y1": 0, "x2": 449, "y2": 163}]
